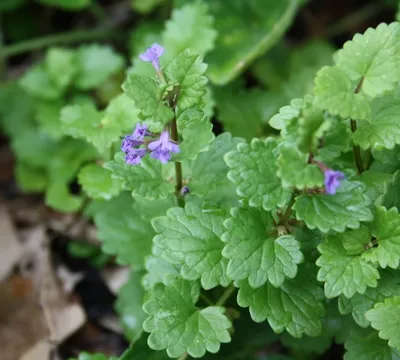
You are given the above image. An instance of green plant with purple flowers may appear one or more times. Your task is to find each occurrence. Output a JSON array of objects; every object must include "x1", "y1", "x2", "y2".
[{"x1": 2, "y1": 1, "x2": 400, "y2": 360}]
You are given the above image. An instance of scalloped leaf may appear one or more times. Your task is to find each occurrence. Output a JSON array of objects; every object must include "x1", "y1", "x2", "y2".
[
  {"x1": 316, "y1": 229, "x2": 380, "y2": 298},
  {"x1": 105, "y1": 153, "x2": 175, "y2": 200},
  {"x1": 222, "y1": 206, "x2": 303, "y2": 288},
  {"x1": 336, "y1": 22, "x2": 400, "y2": 98},
  {"x1": 152, "y1": 202, "x2": 229, "y2": 290},
  {"x1": 294, "y1": 181, "x2": 373, "y2": 233},
  {"x1": 143, "y1": 278, "x2": 231, "y2": 358},
  {"x1": 237, "y1": 265, "x2": 325, "y2": 337},
  {"x1": 225, "y1": 138, "x2": 291, "y2": 211}
]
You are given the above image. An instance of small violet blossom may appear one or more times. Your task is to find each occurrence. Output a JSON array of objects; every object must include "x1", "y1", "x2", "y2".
[
  {"x1": 125, "y1": 148, "x2": 147, "y2": 165},
  {"x1": 121, "y1": 123, "x2": 148, "y2": 154},
  {"x1": 132, "y1": 123, "x2": 148, "y2": 140},
  {"x1": 148, "y1": 130, "x2": 179, "y2": 164},
  {"x1": 324, "y1": 169, "x2": 345, "y2": 195},
  {"x1": 139, "y1": 44, "x2": 164, "y2": 71}
]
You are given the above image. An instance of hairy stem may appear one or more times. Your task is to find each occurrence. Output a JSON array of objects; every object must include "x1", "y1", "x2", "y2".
[
  {"x1": 216, "y1": 285, "x2": 236, "y2": 307},
  {"x1": 0, "y1": 28, "x2": 118, "y2": 58},
  {"x1": 171, "y1": 118, "x2": 184, "y2": 207},
  {"x1": 350, "y1": 78, "x2": 365, "y2": 175},
  {"x1": 351, "y1": 120, "x2": 364, "y2": 174},
  {"x1": 279, "y1": 194, "x2": 296, "y2": 227}
]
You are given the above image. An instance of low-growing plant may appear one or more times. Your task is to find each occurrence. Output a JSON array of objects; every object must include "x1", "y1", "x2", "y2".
[{"x1": 74, "y1": 20, "x2": 400, "y2": 359}]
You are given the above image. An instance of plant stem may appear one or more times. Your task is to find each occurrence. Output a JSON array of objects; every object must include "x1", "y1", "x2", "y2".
[
  {"x1": 171, "y1": 118, "x2": 184, "y2": 207},
  {"x1": 279, "y1": 194, "x2": 296, "y2": 226},
  {"x1": 317, "y1": 2, "x2": 384, "y2": 38},
  {"x1": 350, "y1": 78, "x2": 365, "y2": 175},
  {"x1": 200, "y1": 293, "x2": 214, "y2": 307},
  {"x1": 0, "y1": 15, "x2": 5, "y2": 81},
  {"x1": 0, "y1": 28, "x2": 118, "y2": 58},
  {"x1": 350, "y1": 120, "x2": 365, "y2": 174},
  {"x1": 216, "y1": 285, "x2": 236, "y2": 307},
  {"x1": 178, "y1": 353, "x2": 188, "y2": 360}
]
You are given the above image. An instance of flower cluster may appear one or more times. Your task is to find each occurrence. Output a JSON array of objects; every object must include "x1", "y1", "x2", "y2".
[{"x1": 121, "y1": 124, "x2": 179, "y2": 165}]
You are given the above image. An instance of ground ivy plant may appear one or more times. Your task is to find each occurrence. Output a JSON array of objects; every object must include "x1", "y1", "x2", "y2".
[{"x1": 70, "y1": 21, "x2": 400, "y2": 360}]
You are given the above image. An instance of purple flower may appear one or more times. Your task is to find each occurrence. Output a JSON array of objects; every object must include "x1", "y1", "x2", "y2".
[
  {"x1": 324, "y1": 169, "x2": 345, "y2": 195},
  {"x1": 121, "y1": 135, "x2": 141, "y2": 153},
  {"x1": 125, "y1": 148, "x2": 147, "y2": 165},
  {"x1": 121, "y1": 123, "x2": 148, "y2": 154},
  {"x1": 132, "y1": 123, "x2": 148, "y2": 140},
  {"x1": 139, "y1": 44, "x2": 164, "y2": 71},
  {"x1": 181, "y1": 186, "x2": 190, "y2": 196},
  {"x1": 148, "y1": 130, "x2": 179, "y2": 164}
]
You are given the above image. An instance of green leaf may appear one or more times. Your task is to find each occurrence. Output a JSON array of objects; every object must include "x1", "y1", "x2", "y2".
[
  {"x1": 362, "y1": 207, "x2": 400, "y2": 269},
  {"x1": 164, "y1": 49, "x2": 208, "y2": 111},
  {"x1": 105, "y1": 153, "x2": 175, "y2": 200},
  {"x1": 277, "y1": 146, "x2": 324, "y2": 190},
  {"x1": 142, "y1": 251, "x2": 181, "y2": 290},
  {"x1": 294, "y1": 181, "x2": 373, "y2": 232},
  {"x1": 0, "y1": 83, "x2": 35, "y2": 137},
  {"x1": 215, "y1": 87, "x2": 278, "y2": 140},
  {"x1": 45, "y1": 47, "x2": 77, "y2": 90},
  {"x1": 122, "y1": 74, "x2": 174, "y2": 127},
  {"x1": 15, "y1": 163, "x2": 47, "y2": 192},
  {"x1": 237, "y1": 265, "x2": 325, "y2": 337},
  {"x1": 189, "y1": 133, "x2": 244, "y2": 198},
  {"x1": 206, "y1": 0, "x2": 299, "y2": 85},
  {"x1": 121, "y1": 334, "x2": 169, "y2": 359},
  {"x1": 222, "y1": 206, "x2": 303, "y2": 288},
  {"x1": 115, "y1": 271, "x2": 147, "y2": 342},
  {"x1": 35, "y1": 100, "x2": 64, "y2": 140},
  {"x1": 0, "y1": 0, "x2": 27, "y2": 11},
  {"x1": 353, "y1": 95, "x2": 400, "y2": 150},
  {"x1": 176, "y1": 109, "x2": 214, "y2": 160},
  {"x1": 379, "y1": 170, "x2": 400, "y2": 211},
  {"x1": 36, "y1": 0, "x2": 91, "y2": 10},
  {"x1": 163, "y1": 1, "x2": 217, "y2": 58},
  {"x1": 336, "y1": 22, "x2": 400, "y2": 98},
  {"x1": 93, "y1": 193, "x2": 154, "y2": 269},
  {"x1": 45, "y1": 182, "x2": 83, "y2": 213},
  {"x1": 297, "y1": 107, "x2": 331, "y2": 154},
  {"x1": 131, "y1": 0, "x2": 165, "y2": 14},
  {"x1": 316, "y1": 117, "x2": 351, "y2": 162},
  {"x1": 313, "y1": 66, "x2": 371, "y2": 121},
  {"x1": 366, "y1": 296, "x2": 400, "y2": 350},
  {"x1": 269, "y1": 98, "x2": 304, "y2": 131},
  {"x1": 344, "y1": 327, "x2": 400, "y2": 360},
  {"x1": 69, "y1": 353, "x2": 109, "y2": 360},
  {"x1": 19, "y1": 64, "x2": 63, "y2": 99},
  {"x1": 360, "y1": 170, "x2": 392, "y2": 204},
  {"x1": 316, "y1": 229, "x2": 380, "y2": 298},
  {"x1": 225, "y1": 138, "x2": 291, "y2": 211},
  {"x1": 340, "y1": 225, "x2": 371, "y2": 255},
  {"x1": 60, "y1": 94, "x2": 138, "y2": 153},
  {"x1": 78, "y1": 164, "x2": 122, "y2": 200},
  {"x1": 152, "y1": 202, "x2": 229, "y2": 290},
  {"x1": 143, "y1": 278, "x2": 231, "y2": 358},
  {"x1": 339, "y1": 270, "x2": 400, "y2": 327},
  {"x1": 75, "y1": 45, "x2": 124, "y2": 90}
]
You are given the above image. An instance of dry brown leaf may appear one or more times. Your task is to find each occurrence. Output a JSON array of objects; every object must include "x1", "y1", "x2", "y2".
[
  {"x1": 0, "y1": 205, "x2": 23, "y2": 281},
  {"x1": 101, "y1": 267, "x2": 130, "y2": 295}
]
